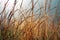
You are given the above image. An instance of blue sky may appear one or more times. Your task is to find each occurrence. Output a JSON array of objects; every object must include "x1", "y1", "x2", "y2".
[{"x1": 0, "y1": 0, "x2": 60, "y2": 15}]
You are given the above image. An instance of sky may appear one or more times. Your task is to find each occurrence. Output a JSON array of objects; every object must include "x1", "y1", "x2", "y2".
[
  {"x1": 0, "y1": 0, "x2": 60, "y2": 17},
  {"x1": 0, "y1": 0, "x2": 59, "y2": 12},
  {"x1": 0, "y1": 0, "x2": 44, "y2": 11}
]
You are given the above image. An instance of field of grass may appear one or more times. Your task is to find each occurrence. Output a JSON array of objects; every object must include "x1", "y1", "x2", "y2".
[{"x1": 0, "y1": 0, "x2": 60, "y2": 40}]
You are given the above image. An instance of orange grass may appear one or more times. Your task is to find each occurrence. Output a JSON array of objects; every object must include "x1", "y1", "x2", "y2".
[{"x1": 0, "y1": 0, "x2": 60, "y2": 40}]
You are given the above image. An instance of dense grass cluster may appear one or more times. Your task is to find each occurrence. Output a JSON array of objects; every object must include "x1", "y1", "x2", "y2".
[{"x1": 0, "y1": 0, "x2": 60, "y2": 40}]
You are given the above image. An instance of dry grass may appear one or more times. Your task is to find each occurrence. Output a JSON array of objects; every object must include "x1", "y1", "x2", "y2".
[{"x1": 0, "y1": 0, "x2": 60, "y2": 40}]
